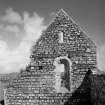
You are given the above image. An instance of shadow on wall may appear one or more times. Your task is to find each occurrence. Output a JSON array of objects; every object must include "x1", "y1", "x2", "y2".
[
  {"x1": 91, "y1": 73, "x2": 105, "y2": 105},
  {"x1": 0, "y1": 100, "x2": 4, "y2": 105},
  {"x1": 64, "y1": 69, "x2": 92, "y2": 105}
]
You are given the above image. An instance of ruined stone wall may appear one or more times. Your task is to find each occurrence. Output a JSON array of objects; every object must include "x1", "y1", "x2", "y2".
[
  {"x1": 31, "y1": 10, "x2": 97, "y2": 90},
  {"x1": 4, "y1": 69, "x2": 71, "y2": 105},
  {"x1": 4, "y1": 10, "x2": 97, "y2": 105}
]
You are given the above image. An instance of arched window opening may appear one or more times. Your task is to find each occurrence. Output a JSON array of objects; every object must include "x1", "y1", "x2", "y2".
[
  {"x1": 54, "y1": 57, "x2": 71, "y2": 93},
  {"x1": 60, "y1": 59, "x2": 70, "y2": 91}
]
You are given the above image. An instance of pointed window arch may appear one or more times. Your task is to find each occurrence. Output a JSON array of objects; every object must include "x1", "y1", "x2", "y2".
[
  {"x1": 54, "y1": 56, "x2": 72, "y2": 93},
  {"x1": 60, "y1": 58, "x2": 70, "y2": 91}
]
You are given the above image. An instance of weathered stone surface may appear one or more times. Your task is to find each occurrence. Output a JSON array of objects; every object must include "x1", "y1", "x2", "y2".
[{"x1": 4, "y1": 9, "x2": 97, "y2": 105}]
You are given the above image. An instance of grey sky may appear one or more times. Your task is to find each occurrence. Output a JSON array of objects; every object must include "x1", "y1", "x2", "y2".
[
  {"x1": 0, "y1": 0, "x2": 104, "y2": 46},
  {"x1": 0, "y1": 0, "x2": 105, "y2": 45}
]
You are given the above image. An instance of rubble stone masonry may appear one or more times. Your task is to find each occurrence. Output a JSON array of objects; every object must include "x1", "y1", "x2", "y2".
[{"x1": 4, "y1": 9, "x2": 97, "y2": 105}]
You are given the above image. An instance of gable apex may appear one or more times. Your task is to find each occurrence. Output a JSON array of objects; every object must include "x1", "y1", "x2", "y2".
[
  {"x1": 54, "y1": 9, "x2": 96, "y2": 47},
  {"x1": 55, "y1": 9, "x2": 70, "y2": 20},
  {"x1": 34, "y1": 9, "x2": 96, "y2": 50},
  {"x1": 56, "y1": 9, "x2": 69, "y2": 17}
]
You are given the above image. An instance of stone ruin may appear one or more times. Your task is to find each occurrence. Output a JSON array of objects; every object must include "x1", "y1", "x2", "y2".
[{"x1": 4, "y1": 9, "x2": 97, "y2": 105}]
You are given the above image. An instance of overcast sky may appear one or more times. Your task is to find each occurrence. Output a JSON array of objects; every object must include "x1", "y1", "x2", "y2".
[{"x1": 0, "y1": 0, "x2": 104, "y2": 73}]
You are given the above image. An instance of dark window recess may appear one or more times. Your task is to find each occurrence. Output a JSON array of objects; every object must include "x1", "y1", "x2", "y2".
[{"x1": 39, "y1": 66, "x2": 43, "y2": 70}]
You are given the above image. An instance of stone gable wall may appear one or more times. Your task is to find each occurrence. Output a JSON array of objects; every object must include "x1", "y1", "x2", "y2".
[{"x1": 4, "y1": 10, "x2": 97, "y2": 105}]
